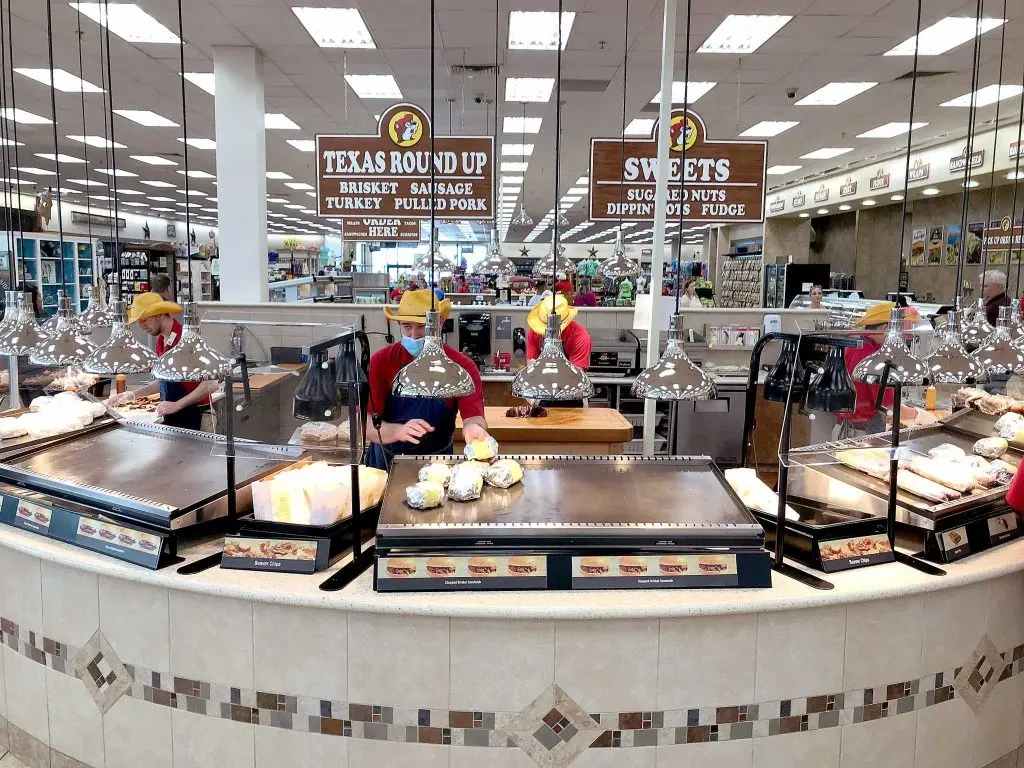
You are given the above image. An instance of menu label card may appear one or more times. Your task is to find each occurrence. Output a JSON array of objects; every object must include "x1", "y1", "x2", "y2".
[
  {"x1": 571, "y1": 554, "x2": 738, "y2": 589},
  {"x1": 222, "y1": 537, "x2": 320, "y2": 574},
  {"x1": 13, "y1": 500, "x2": 52, "y2": 534},
  {"x1": 376, "y1": 555, "x2": 547, "y2": 591},
  {"x1": 818, "y1": 533, "x2": 893, "y2": 573},
  {"x1": 939, "y1": 526, "x2": 970, "y2": 560},
  {"x1": 987, "y1": 512, "x2": 1019, "y2": 546}
]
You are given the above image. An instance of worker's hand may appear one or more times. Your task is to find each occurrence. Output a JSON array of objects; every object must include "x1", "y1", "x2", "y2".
[
  {"x1": 156, "y1": 399, "x2": 182, "y2": 417},
  {"x1": 107, "y1": 390, "x2": 135, "y2": 407},
  {"x1": 462, "y1": 421, "x2": 490, "y2": 445},
  {"x1": 387, "y1": 419, "x2": 434, "y2": 445}
]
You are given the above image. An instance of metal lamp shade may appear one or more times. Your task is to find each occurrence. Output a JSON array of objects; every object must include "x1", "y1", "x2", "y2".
[
  {"x1": 0, "y1": 293, "x2": 49, "y2": 356},
  {"x1": 531, "y1": 239, "x2": 576, "y2": 278},
  {"x1": 512, "y1": 311, "x2": 594, "y2": 400},
  {"x1": 1010, "y1": 298, "x2": 1024, "y2": 345},
  {"x1": 852, "y1": 308, "x2": 929, "y2": 385},
  {"x1": 511, "y1": 205, "x2": 533, "y2": 227},
  {"x1": 29, "y1": 292, "x2": 96, "y2": 366},
  {"x1": 476, "y1": 229, "x2": 517, "y2": 276},
  {"x1": 972, "y1": 306, "x2": 1024, "y2": 375},
  {"x1": 598, "y1": 231, "x2": 641, "y2": 279},
  {"x1": 83, "y1": 300, "x2": 158, "y2": 374},
  {"x1": 392, "y1": 310, "x2": 475, "y2": 398},
  {"x1": 805, "y1": 344, "x2": 856, "y2": 413},
  {"x1": 631, "y1": 314, "x2": 715, "y2": 400},
  {"x1": 928, "y1": 310, "x2": 987, "y2": 384},
  {"x1": 961, "y1": 298, "x2": 994, "y2": 352},
  {"x1": 556, "y1": 210, "x2": 570, "y2": 228},
  {"x1": 152, "y1": 303, "x2": 231, "y2": 381},
  {"x1": 78, "y1": 284, "x2": 113, "y2": 330},
  {"x1": 0, "y1": 291, "x2": 19, "y2": 335},
  {"x1": 409, "y1": 247, "x2": 456, "y2": 281}
]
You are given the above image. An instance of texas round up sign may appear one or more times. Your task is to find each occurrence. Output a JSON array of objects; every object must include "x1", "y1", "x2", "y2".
[
  {"x1": 589, "y1": 109, "x2": 766, "y2": 224},
  {"x1": 316, "y1": 103, "x2": 494, "y2": 220}
]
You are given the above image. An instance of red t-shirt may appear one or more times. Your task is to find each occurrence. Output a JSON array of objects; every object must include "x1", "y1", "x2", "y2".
[
  {"x1": 837, "y1": 333, "x2": 894, "y2": 423},
  {"x1": 527, "y1": 320, "x2": 591, "y2": 369},
  {"x1": 156, "y1": 319, "x2": 209, "y2": 404},
  {"x1": 368, "y1": 342, "x2": 485, "y2": 422}
]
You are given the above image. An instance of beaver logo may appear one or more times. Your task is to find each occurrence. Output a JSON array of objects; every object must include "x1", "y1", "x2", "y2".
[
  {"x1": 388, "y1": 111, "x2": 423, "y2": 147},
  {"x1": 668, "y1": 114, "x2": 697, "y2": 152}
]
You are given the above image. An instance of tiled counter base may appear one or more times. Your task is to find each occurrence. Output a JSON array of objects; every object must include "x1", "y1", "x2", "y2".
[{"x1": 2, "y1": 541, "x2": 1024, "y2": 768}]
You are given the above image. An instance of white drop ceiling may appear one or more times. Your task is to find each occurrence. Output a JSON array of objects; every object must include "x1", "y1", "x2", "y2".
[{"x1": 1, "y1": 0, "x2": 1023, "y2": 243}]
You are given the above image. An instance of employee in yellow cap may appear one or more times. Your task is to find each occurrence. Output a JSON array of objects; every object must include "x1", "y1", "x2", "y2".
[
  {"x1": 366, "y1": 289, "x2": 491, "y2": 470},
  {"x1": 106, "y1": 292, "x2": 219, "y2": 430},
  {"x1": 526, "y1": 292, "x2": 592, "y2": 368}
]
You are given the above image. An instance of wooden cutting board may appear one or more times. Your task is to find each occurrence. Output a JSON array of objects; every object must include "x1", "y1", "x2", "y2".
[{"x1": 456, "y1": 406, "x2": 633, "y2": 443}]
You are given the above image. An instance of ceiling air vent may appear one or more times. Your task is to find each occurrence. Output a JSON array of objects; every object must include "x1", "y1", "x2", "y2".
[
  {"x1": 560, "y1": 78, "x2": 612, "y2": 92},
  {"x1": 893, "y1": 70, "x2": 954, "y2": 81},
  {"x1": 450, "y1": 64, "x2": 498, "y2": 76}
]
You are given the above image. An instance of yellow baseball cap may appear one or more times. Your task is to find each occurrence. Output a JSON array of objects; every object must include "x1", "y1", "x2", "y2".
[
  {"x1": 854, "y1": 302, "x2": 895, "y2": 328},
  {"x1": 527, "y1": 293, "x2": 578, "y2": 335},
  {"x1": 126, "y1": 292, "x2": 182, "y2": 324},
  {"x1": 384, "y1": 288, "x2": 452, "y2": 323}
]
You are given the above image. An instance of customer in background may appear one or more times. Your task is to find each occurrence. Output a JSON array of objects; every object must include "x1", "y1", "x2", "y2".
[
  {"x1": 808, "y1": 284, "x2": 824, "y2": 309},
  {"x1": 150, "y1": 273, "x2": 173, "y2": 301},
  {"x1": 527, "y1": 280, "x2": 548, "y2": 307},
  {"x1": 679, "y1": 277, "x2": 703, "y2": 309},
  {"x1": 980, "y1": 269, "x2": 1010, "y2": 325}
]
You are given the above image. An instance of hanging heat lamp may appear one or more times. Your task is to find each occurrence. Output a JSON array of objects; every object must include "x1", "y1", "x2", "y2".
[
  {"x1": 852, "y1": 307, "x2": 929, "y2": 384},
  {"x1": 598, "y1": 228, "x2": 641, "y2": 279},
  {"x1": 477, "y1": 228, "x2": 517, "y2": 276},
  {"x1": 928, "y1": 310, "x2": 987, "y2": 384},
  {"x1": 961, "y1": 298, "x2": 994, "y2": 352},
  {"x1": 391, "y1": 0, "x2": 475, "y2": 400},
  {"x1": 512, "y1": 3, "x2": 593, "y2": 402},
  {"x1": 0, "y1": 293, "x2": 49, "y2": 356},
  {"x1": 78, "y1": 283, "x2": 113, "y2": 329},
  {"x1": 972, "y1": 305, "x2": 1024, "y2": 375},
  {"x1": 30, "y1": 291, "x2": 96, "y2": 366},
  {"x1": 510, "y1": 104, "x2": 533, "y2": 228},
  {"x1": 152, "y1": 302, "x2": 231, "y2": 381}
]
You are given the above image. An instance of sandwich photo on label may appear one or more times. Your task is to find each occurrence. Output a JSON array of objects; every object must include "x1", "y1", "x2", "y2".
[
  {"x1": 467, "y1": 556, "x2": 498, "y2": 576},
  {"x1": 697, "y1": 554, "x2": 730, "y2": 573},
  {"x1": 658, "y1": 555, "x2": 689, "y2": 575},
  {"x1": 617, "y1": 556, "x2": 648, "y2": 576},
  {"x1": 579, "y1": 557, "x2": 610, "y2": 576},
  {"x1": 385, "y1": 558, "x2": 418, "y2": 578},
  {"x1": 425, "y1": 557, "x2": 457, "y2": 577},
  {"x1": 507, "y1": 556, "x2": 539, "y2": 576}
]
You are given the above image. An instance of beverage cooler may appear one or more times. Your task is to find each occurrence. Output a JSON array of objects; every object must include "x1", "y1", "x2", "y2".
[{"x1": 762, "y1": 262, "x2": 831, "y2": 308}]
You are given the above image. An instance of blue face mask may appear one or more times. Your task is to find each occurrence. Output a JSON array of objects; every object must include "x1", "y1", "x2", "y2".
[{"x1": 401, "y1": 335, "x2": 425, "y2": 357}]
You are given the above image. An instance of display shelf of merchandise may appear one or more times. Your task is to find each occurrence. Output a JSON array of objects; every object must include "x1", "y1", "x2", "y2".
[
  {"x1": 718, "y1": 255, "x2": 764, "y2": 309},
  {"x1": 4, "y1": 232, "x2": 96, "y2": 316},
  {"x1": 176, "y1": 257, "x2": 212, "y2": 302}
]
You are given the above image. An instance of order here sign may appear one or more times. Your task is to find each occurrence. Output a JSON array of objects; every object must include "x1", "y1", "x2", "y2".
[
  {"x1": 316, "y1": 103, "x2": 494, "y2": 220},
  {"x1": 589, "y1": 109, "x2": 766, "y2": 224}
]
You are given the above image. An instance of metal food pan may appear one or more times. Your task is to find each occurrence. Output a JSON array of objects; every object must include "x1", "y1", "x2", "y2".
[{"x1": 0, "y1": 408, "x2": 118, "y2": 460}]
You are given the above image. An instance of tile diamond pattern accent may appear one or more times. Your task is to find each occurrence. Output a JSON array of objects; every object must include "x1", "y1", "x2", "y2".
[
  {"x1": 502, "y1": 685, "x2": 603, "y2": 767},
  {"x1": 71, "y1": 628, "x2": 133, "y2": 714},
  {"x1": 954, "y1": 634, "x2": 1004, "y2": 715}
]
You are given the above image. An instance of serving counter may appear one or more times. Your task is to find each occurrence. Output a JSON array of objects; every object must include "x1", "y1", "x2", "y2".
[
  {"x1": 455, "y1": 406, "x2": 634, "y2": 456},
  {"x1": 1, "y1": 518, "x2": 1023, "y2": 768}
]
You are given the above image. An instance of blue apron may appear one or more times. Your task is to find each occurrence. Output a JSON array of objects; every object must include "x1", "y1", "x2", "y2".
[
  {"x1": 159, "y1": 380, "x2": 204, "y2": 431},
  {"x1": 365, "y1": 393, "x2": 457, "y2": 470}
]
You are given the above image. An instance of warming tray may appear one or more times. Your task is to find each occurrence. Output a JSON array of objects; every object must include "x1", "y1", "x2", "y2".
[
  {"x1": 787, "y1": 420, "x2": 1021, "y2": 529},
  {"x1": 0, "y1": 421, "x2": 299, "y2": 529},
  {"x1": 0, "y1": 409, "x2": 118, "y2": 460},
  {"x1": 376, "y1": 455, "x2": 766, "y2": 549}
]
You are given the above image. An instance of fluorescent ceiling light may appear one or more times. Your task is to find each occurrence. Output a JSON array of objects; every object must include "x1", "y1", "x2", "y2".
[
  {"x1": 562, "y1": 196, "x2": 582, "y2": 203},
  {"x1": 0, "y1": 138, "x2": 23, "y2": 146},
  {"x1": 67, "y1": 178, "x2": 104, "y2": 186},
  {"x1": 114, "y1": 109, "x2": 178, "y2": 127},
  {"x1": 177, "y1": 170, "x2": 215, "y2": 179},
  {"x1": 291, "y1": 7, "x2": 375, "y2": 48},
  {"x1": 285, "y1": 182, "x2": 314, "y2": 190},
  {"x1": 739, "y1": 120, "x2": 798, "y2": 137},
  {"x1": 67, "y1": 134, "x2": 124, "y2": 148},
  {"x1": 131, "y1": 155, "x2": 177, "y2": 166},
  {"x1": 624, "y1": 118, "x2": 655, "y2": 135},
  {"x1": 922, "y1": 188, "x2": 940, "y2": 196},
  {"x1": 305, "y1": 192, "x2": 316, "y2": 198},
  {"x1": 265, "y1": 113, "x2": 300, "y2": 130},
  {"x1": 508, "y1": 11, "x2": 575, "y2": 50},
  {"x1": 799, "y1": 147, "x2": 853, "y2": 159},
  {"x1": 501, "y1": 176, "x2": 524, "y2": 185},
  {"x1": 698, "y1": 14, "x2": 792, "y2": 54},
  {"x1": 576, "y1": 176, "x2": 589, "y2": 185},
  {"x1": 501, "y1": 162, "x2": 528, "y2": 172},
  {"x1": 140, "y1": 180, "x2": 176, "y2": 188},
  {"x1": 567, "y1": 187, "x2": 588, "y2": 195},
  {"x1": 284, "y1": 204, "x2": 304, "y2": 210},
  {"x1": 795, "y1": 82, "x2": 876, "y2": 106},
  {"x1": 151, "y1": 207, "x2": 174, "y2": 212},
  {"x1": 183, "y1": 72, "x2": 215, "y2": 95},
  {"x1": 13, "y1": 167, "x2": 55, "y2": 176},
  {"x1": 344, "y1": 74, "x2": 402, "y2": 99},
  {"x1": 503, "y1": 116, "x2": 542, "y2": 134},
  {"x1": 117, "y1": 189, "x2": 143, "y2": 195},
  {"x1": 121, "y1": 202, "x2": 147, "y2": 207},
  {"x1": 886, "y1": 17, "x2": 1004, "y2": 56},
  {"x1": 267, "y1": 197, "x2": 288, "y2": 203},
  {"x1": 857, "y1": 121, "x2": 928, "y2": 138},
  {"x1": 34, "y1": 153, "x2": 85, "y2": 164},
  {"x1": 505, "y1": 77, "x2": 554, "y2": 103},
  {"x1": 941, "y1": 84, "x2": 1024, "y2": 107},
  {"x1": 2, "y1": 108, "x2": 51, "y2": 124},
  {"x1": 501, "y1": 143, "x2": 533, "y2": 156},
  {"x1": 178, "y1": 189, "x2": 205, "y2": 196},
  {"x1": 266, "y1": 171, "x2": 293, "y2": 180},
  {"x1": 69, "y1": 3, "x2": 180, "y2": 44},
  {"x1": 287, "y1": 139, "x2": 316, "y2": 152},
  {"x1": 766, "y1": 164, "x2": 802, "y2": 175},
  {"x1": 300, "y1": 209, "x2": 315, "y2": 214},
  {"x1": 148, "y1": 196, "x2": 175, "y2": 202},
  {"x1": 14, "y1": 68, "x2": 103, "y2": 93},
  {"x1": 178, "y1": 137, "x2": 215, "y2": 150},
  {"x1": 94, "y1": 168, "x2": 137, "y2": 177},
  {"x1": 651, "y1": 81, "x2": 716, "y2": 104}
]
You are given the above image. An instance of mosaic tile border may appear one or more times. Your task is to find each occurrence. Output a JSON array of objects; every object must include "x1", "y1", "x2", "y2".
[{"x1": 1, "y1": 614, "x2": 1023, "y2": 762}]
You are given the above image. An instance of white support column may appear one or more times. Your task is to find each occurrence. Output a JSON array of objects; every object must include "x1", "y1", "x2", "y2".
[
  {"x1": 641, "y1": 0, "x2": 678, "y2": 456},
  {"x1": 213, "y1": 46, "x2": 268, "y2": 303}
]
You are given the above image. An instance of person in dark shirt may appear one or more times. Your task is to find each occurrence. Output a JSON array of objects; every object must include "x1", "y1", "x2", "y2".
[{"x1": 980, "y1": 269, "x2": 1011, "y2": 325}]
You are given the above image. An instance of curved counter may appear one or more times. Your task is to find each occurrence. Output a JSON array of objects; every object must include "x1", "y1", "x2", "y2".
[{"x1": 1, "y1": 525, "x2": 1022, "y2": 768}]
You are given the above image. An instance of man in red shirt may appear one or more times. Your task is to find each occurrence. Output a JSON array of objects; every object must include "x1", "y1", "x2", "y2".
[
  {"x1": 366, "y1": 289, "x2": 490, "y2": 469},
  {"x1": 107, "y1": 292, "x2": 218, "y2": 431},
  {"x1": 526, "y1": 293, "x2": 592, "y2": 369}
]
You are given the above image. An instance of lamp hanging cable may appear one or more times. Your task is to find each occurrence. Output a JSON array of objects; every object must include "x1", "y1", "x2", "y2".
[
  {"x1": 956, "y1": 0, "x2": 985, "y2": 300},
  {"x1": 176, "y1": 0, "x2": 193, "y2": 299},
  {"x1": 1011, "y1": 53, "x2": 1024, "y2": 296},
  {"x1": 674, "y1": 0, "x2": 693, "y2": 315},
  {"x1": 430, "y1": 0, "x2": 436, "y2": 309},
  {"x1": 101, "y1": 0, "x2": 122, "y2": 283},
  {"x1": 894, "y1": 0, "x2": 923, "y2": 299},
  {"x1": 75, "y1": 11, "x2": 94, "y2": 269},
  {"x1": 44, "y1": 0, "x2": 67, "y2": 291},
  {"x1": 617, "y1": 0, "x2": 629, "y2": 233},
  {"x1": 0, "y1": 0, "x2": 14, "y2": 281},
  {"x1": 980, "y1": 0, "x2": 1008, "y2": 282},
  {"x1": 4, "y1": 0, "x2": 25, "y2": 257}
]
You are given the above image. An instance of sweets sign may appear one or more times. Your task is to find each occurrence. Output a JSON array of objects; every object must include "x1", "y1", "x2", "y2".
[
  {"x1": 342, "y1": 218, "x2": 420, "y2": 242},
  {"x1": 316, "y1": 103, "x2": 493, "y2": 220},
  {"x1": 588, "y1": 109, "x2": 766, "y2": 224}
]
